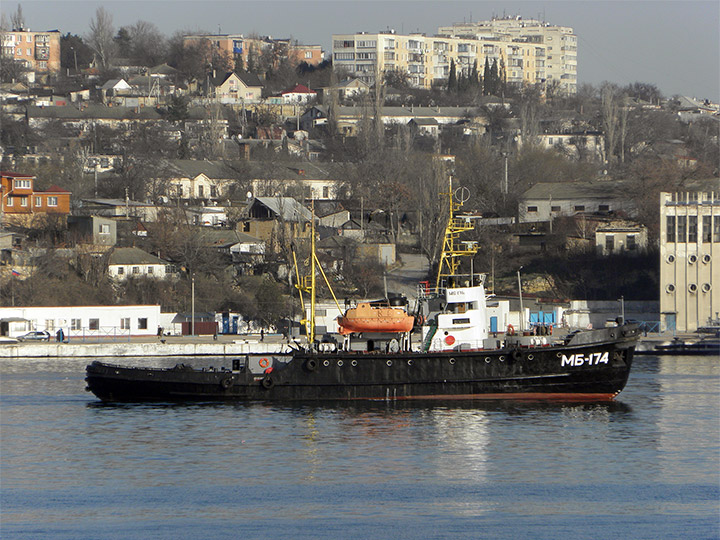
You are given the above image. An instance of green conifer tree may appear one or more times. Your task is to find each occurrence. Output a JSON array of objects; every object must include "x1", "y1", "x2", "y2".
[{"x1": 447, "y1": 59, "x2": 457, "y2": 91}]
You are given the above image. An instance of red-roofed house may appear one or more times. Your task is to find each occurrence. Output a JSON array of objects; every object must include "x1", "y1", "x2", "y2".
[
  {"x1": 281, "y1": 84, "x2": 317, "y2": 104},
  {"x1": 1, "y1": 171, "x2": 72, "y2": 225}
]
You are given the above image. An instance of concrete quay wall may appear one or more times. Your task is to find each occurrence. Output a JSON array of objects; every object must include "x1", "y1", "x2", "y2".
[{"x1": 0, "y1": 340, "x2": 291, "y2": 359}]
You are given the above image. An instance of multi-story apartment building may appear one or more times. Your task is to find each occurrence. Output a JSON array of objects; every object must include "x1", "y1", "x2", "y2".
[
  {"x1": 183, "y1": 34, "x2": 322, "y2": 68},
  {"x1": 332, "y1": 30, "x2": 544, "y2": 91},
  {"x1": 659, "y1": 188, "x2": 720, "y2": 332},
  {"x1": 0, "y1": 28, "x2": 61, "y2": 75},
  {"x1": 438, "y1": 17, "x2": 577, "y2": 94}
]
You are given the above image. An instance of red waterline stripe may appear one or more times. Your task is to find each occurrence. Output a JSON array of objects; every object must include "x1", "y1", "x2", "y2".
[{"x1": 387, "y1": 392, "x2": 618, "y2": 401}]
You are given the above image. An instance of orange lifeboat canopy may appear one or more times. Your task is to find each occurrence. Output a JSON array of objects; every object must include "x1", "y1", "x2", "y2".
[{"x1": 337, "y1": 302, "x2": 415, "y2": 335}]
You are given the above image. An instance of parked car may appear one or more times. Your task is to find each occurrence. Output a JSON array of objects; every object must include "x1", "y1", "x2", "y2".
[{"x1": 17, "y1": 331, "x2": 50, "y2": 342}]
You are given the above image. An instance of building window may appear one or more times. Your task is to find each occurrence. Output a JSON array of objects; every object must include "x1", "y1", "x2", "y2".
[
  {"x1": 6, "y1": 197, "x2": 13, "y2": 207},
  {"x1": 305, "y1": 51, "x2": 312, "y2": 59},
  {"x1": 117, "y1": 267, "x2": 124, "y2": 275},
  {"x1": 132, "y1": 266, "x2": 140, "y2": 274},
  {"x1": 677, "y1": 216, "x2": 686, "y2": 243},
  {"x1": 35, "y1": 196, "x2": 41, "y2": 206},
  {"x1": 210, "y1": 185, "x2": 217, "y2": 198},
  {"x1": 688, "y1": 216, "x2": 697, "y2": 243},
  {"x1": 138, "y1": 318, "x2": 148, "y2": 330},
  {"x1": 574, "y1": 205, "x2": 585, "y2": 212},
  {"x1": 89, "y1": 318, "x2": 99, "y2": 330},
  {"x1": 599, "y1": 204, "x2": 610, "y2": 212},
  {"x1": 627, "y1": 235, "x2": 637, "y2": 251},
  {"x1": 605, "y1": 235, "x2": 614, "y2": 253},
  {"x1": 14, "y1": 179, "x2": 31, "y2": 189},
  {"x1": 551, "y1": 206, "x2": 560, "y2": 212},
  {"x1": 666, "y1": 216, "x2": 675, "y2": 242},
  {"x1": 148, "y1": 266, "x2": 154, "y2": 274},
  {"x1": 20, "y1": 198, "x2": 28, "y2": 207},
  {"x1": 120, "y1": 318, "x2": 130, "y2": 330},
  {"x1": 99, "y1": 224, "x2": 110, "y2": 234},
  {"x1": 47, "y1": 196, "x2": 58, "y2": 207},
  {"x1": 198, "y1": 185, "x2": 204, "y2": 198},
  {"x1": 527, "y1": 206, "x2": 538, "y2": 213},
  {"x1": 45, "y1": 319, "x2": 55, "y2": 331},
  {"x1": 71, "y1": 319, "x2": 81, "y2": 330},
  {"x1": 243, "y1": 222, "x2": 250, "y2": 232},
  {"x1": 702, "y1": 216, "x2": 712, "y2": 242}
]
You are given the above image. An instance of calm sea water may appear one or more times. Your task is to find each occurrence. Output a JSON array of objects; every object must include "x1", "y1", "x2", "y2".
[{"x1": 1, "y1": 355, "x2": 718, "y2": 540}]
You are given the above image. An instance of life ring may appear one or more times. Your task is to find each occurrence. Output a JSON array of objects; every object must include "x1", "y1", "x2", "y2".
[
  {"x1": 220, "y1": 377, "x2": 234, "y2": 389},
  {"x1": 507, "y1": 324, "x2": 515, "y2": 336},
  {"x1": 259, "y1": 357, "x2": 269, "y2": 368}
]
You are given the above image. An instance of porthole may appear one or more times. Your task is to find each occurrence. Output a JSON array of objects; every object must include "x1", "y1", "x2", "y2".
[
  {"x1": 386, "y1": 360, "x2": 393, "y2": 367},
  {"x1": 702, "y1": 283, "x2": 712, "y2": 293},
  {"x1": 666, "y1": 254, "x2": 676, "y2": 264},
  {"x1": 449, "y1": 358, "x2": 456, "y2": 365},
  {"x1": 665, "y1": 284, "x2": 675, "y2": 293},
  {"x1": 688, "y1": 283, "x2": 698, "y2": 293},
  {"x1": 323, "y1": 360, "x2": 330, "y2": 367},
  {"x1": 499, "y1": 355, "x2": 506, "y2": 362},
  {"x1": 351, "y1": 360, "x2": 358, "y2": 367},
  {"x1": 528, "y1": 354, "x2": 534, "y2": 360},
  {"x1": 407, "y1": 359, "x2": 413, "y2": 366},
  {"x1": 337, "y1": 360, "x2": 343, "y2": 367},
  {"x1": 702, "y1": 254, "x2": 711, "y2": 264},
  {"x1": 689, "y1": 254, "x2": 698, "y2": 265},
  {"x1": 484, "y1": 357, "x2": 491, "y2": 363}
]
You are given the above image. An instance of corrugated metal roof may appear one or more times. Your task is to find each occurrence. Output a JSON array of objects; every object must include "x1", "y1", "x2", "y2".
[
  {"x1": 109, "y1": 247, "x2": 167, "y2": 265},
  {"x1": 522, "y1": 180, "x2": 632, "y2": 200}
]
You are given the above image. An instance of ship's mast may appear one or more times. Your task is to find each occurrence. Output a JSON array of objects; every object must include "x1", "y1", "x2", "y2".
[
  {"x1": 435, "y1": 175, "x2": 478, "y2": 291},
  {"x1": 310, "y1": 199, "x2": 316, "y2": 344}
]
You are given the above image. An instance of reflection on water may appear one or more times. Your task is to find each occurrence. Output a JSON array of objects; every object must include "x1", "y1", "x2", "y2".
[{"x1": 0, "y1": 356, "x2": 718, "y2": 540}]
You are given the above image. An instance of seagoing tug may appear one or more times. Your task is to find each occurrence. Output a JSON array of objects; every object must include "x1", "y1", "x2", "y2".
[{"x1": 86, "y1": 177, "x2": 639, "y2": 403}]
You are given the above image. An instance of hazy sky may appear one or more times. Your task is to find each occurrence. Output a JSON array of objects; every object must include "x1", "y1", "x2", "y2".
[{"x1": 5, "y1": 1, "x2": 719, "y2": 99}]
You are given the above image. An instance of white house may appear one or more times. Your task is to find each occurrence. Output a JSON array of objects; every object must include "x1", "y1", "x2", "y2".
[
  {"x1": 0, "y1": 305, "x2": 162, "y2": 338},
  {"x1": 108, "y1": 247, "x2": 176, "y2": 280},
  {"x1": 281, "y1": 84, "x2": 317, "y2": 104}
]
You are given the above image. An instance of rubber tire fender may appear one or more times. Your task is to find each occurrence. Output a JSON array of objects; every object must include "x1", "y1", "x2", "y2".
[
  {"x1": 511, "y1": 349, "x2": 523, "y2": 362},
  {"x1": 304, "y1": 358, "x2": 318, "y2": 372},
  {"x1": 220, "y1": 377, "x2": 234, "y2": 389},
  {"x1": 261, "y1": 376, "x2": 275, "y2": 389}
]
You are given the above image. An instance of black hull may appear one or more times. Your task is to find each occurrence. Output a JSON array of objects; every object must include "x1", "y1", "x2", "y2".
[{"x1": 86, "y1": 333, "x2": 637, "y2": 403}]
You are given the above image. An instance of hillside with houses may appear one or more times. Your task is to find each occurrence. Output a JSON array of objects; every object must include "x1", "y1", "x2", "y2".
[{"x1": 1, "y1": 7, "x2": 718, "y2": 335}]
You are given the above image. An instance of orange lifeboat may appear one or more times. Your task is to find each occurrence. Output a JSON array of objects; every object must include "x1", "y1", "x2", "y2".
[{"x1": 337, "y1": 302, "x2": 415, "y2": 335}]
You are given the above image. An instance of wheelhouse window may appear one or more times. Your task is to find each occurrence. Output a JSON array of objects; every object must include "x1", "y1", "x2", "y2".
[
  {"x1": 666, "y1": 216, "x2": 676, "y2": 242},
  {"x1": 702, "y1": 216, "x2": 712, "y2": 242},
  {"x1": 677, "y1": 216, "x2": 687, "y2": 243}
]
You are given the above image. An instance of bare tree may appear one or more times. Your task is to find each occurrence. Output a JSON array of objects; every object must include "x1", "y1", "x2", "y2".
[
  {"x1": 128, "y1": 21, "x2": 166, "y2": 66},
  {"x1": 10, "y1": 4, "x2": 24, "y2": 30},
  {"x1": 86, "y1": 7, "x2": 115, "y2": 70},
  {"x1": 601, "y1": 83, "x2": 620, "y2": 165}
]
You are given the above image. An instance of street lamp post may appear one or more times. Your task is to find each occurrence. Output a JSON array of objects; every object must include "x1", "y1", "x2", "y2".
[
  {"x1": 70, "y1": 46, "x2": 78, "y2": 74},
  {"x1": 517, "y1": 266, "x2": 524, "y2": 333},
  {"x1": 191, "y1": 273, "x2": 195, "y2": 337}
]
